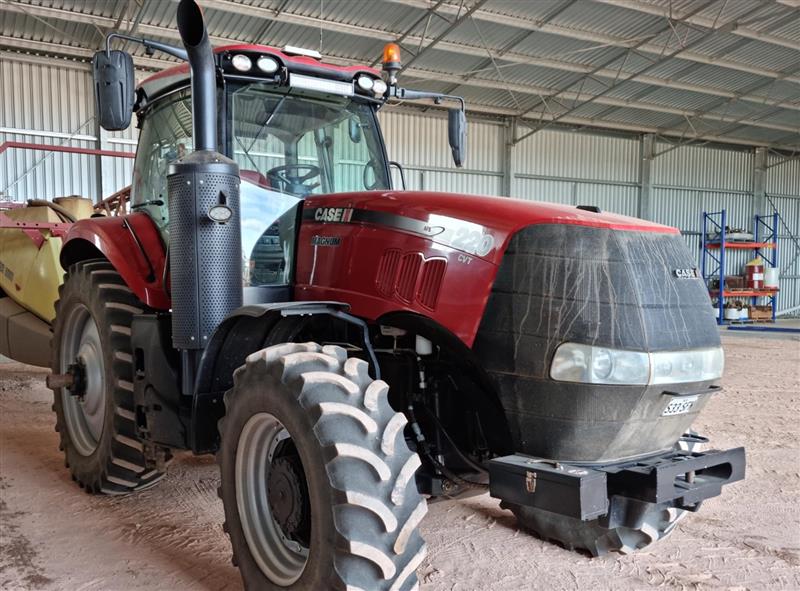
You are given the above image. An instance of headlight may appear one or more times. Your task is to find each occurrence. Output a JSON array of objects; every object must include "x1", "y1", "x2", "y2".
[
  {"x1": 550, "y1": 343, "x2": 723, "y2": 385},
  {"x1": 651, "y1": 347, "x2": 724, "y2": 384},
  {"x1": 550, "y1": 343, "x2": 649, "y2": 385}
]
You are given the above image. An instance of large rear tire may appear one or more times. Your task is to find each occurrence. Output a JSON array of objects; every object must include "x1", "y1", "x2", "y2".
[
  {"x1": 218, "y1": 342, "x2": 427, "y2": 590},
  {"x1": 51, "y1": 259, "x2": 167, "y2": 494}
]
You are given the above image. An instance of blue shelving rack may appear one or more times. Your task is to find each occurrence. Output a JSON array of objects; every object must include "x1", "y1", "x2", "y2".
[{"x1": 701, "y1": 209, "x2": 778, "y2": 325}]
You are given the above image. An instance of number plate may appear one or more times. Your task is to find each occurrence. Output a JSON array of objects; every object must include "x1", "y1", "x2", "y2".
[{"x1": 662, "y1": 395, "x2": 698, "y2": 416}]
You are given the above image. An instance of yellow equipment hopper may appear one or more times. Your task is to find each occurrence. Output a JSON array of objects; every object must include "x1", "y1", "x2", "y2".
[{"x1": 0, "y1": 197, "x2": 93, "y2": 366}]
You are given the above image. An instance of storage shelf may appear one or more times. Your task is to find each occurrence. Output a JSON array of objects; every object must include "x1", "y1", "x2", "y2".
[
  {"x1": 705, "y1": 241, "x2": 775, "y2": 250},
  {"x1": 701, "y1": 210, "x2": 778, "y2": 325},
  {"x1": 709, "y1": 289, "x2": 778, "y2": 297}
]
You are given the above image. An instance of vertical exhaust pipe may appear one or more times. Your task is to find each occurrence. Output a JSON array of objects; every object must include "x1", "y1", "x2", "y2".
[
  {"x1": 176, "y1": 0, "x2": 216, "y2": 152},
  {"x1": 168, "y1": 0, "x2": 241, "y2": 393}
]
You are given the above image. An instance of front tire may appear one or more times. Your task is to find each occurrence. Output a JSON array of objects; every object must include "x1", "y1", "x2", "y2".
[
  {"x1": 52, "y1": 260, "x2": 167, "y2": 494},
  {"x1": 218, "y1": 342, "x2": 427, "y2": 590}
]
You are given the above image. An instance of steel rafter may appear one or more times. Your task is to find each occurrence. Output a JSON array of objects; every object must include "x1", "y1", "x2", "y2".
[
  {"x1": 513, "y1": 0, "x2": 723, "y2": 143},
  {"x1": 595, "y1": 0, "x2": 800, "y2": 53},
  {"x1": 399, "y1": 0, "x2": 491, "y2": 74},
  {"x1": 512, "y1": 0, "x2": 779, "y2": 144},
  {"x1": 2, "y1": 0, "x2": 798, "y2": 114},
  {"x1": 384, "y1": 0, "x2": 800, "y2": 85}
]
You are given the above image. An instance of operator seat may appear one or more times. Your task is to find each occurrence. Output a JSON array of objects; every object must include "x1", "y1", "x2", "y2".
[{"x1": 240, "y1": 169, "x2": 270, "y2": 189}]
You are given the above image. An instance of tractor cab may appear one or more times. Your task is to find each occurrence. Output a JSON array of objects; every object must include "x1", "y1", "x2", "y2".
[{"x1": 128, "y1": 44, "x2": 447, "y2": 301}]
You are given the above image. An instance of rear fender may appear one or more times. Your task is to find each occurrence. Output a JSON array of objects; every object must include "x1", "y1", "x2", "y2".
[{"x1": 60, "y1": 213, "x2": 169, "y2": 310}]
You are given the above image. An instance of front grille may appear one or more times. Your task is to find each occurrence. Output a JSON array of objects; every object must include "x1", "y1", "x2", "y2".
[{"x1": 417, "y1": 258, "x2": 447, "y2": 310}]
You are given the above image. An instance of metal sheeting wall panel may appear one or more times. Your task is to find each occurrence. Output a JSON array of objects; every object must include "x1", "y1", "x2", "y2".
[
  {"x1": 0, "y1": 54, "x2": 138, "y2": 203},
  {"x1": 514, "y1": 128, "x2": 639, "y2": 182},
  {"x1": 2, "y1": 52, "x2": 797, "y2": 313},
  {"x1": 653, "y1": 142, "x2": 753, "y2": 191},
  {"x1": 0, "y1": 56, "x2": 98, "y2": 202},
  {"x1": 511, "y1": 178, "x2": 573, "y2": 204},
  {"x1": 512, "y1": 128, "x2": 640, "y2": 217},
  {"x1": 378, "y1": 108, "x2": 503, "y2": 196},
  {"x1": 101, "y1": 115, "x2": 138, "y2": 199},
  {"x1": 766, "y1": 156, "x2": 800, "y2": 197},
  {"x1": 769, "y1": 193, "x2": 800, "y2": 315}
]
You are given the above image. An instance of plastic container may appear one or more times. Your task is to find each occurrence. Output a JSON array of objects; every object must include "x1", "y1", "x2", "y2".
[
  {"x1": 724, "y1": 307, "x2": 740, "y2": 320},
  {"x1": 764, "y1": 267, "x2": 779, "y2": 289}
]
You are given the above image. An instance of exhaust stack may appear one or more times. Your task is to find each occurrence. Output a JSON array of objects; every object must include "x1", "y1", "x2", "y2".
[
  {"x1": 168, "y1": 0, "x2": 241, "y2": 391},
  {"x1": 176, "y1": 0, "x2": 216, "y2": 152}
]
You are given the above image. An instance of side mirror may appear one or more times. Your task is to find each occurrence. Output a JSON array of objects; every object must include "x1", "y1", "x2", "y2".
[
  {"x1": 92, "y1": 50, "x2": 135, "y2": 131},
  {"x1": 349, "y1": 117, "x2": 362, "y2": 144},
  {"x1": 448, "y1": 108, "x2": 467, "y2": 168}
]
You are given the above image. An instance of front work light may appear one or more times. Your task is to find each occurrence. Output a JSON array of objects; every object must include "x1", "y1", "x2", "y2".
[
  {"x1": 356, "y1": 75, "x2": 374, "y2": 91},
  {"x1": 231, "y1": 54, "x2": 252, "y2": 72},
  {"x1": 257, "y1": 56, "x2": 279, "y2": 74}
]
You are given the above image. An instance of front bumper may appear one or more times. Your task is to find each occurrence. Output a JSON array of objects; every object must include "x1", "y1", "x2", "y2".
[{"x1": 489, "y1": 445, "x2": 745, "y2": 521}]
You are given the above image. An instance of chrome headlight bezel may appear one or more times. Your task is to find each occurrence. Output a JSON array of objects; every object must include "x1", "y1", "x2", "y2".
[{"x1": 550, "y1": 343, "x2": 724, "y2": 385}]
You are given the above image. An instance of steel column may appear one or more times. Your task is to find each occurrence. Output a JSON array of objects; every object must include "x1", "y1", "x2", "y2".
[
  {"x1": 638, "y1": 133, "x2": 655, "y2": 220},
  {"x1": 502, "y1": 117, "x2": 516, "y2": 197},
  {"x1": 752, "y1": 147, "x2": 767, "y2": 218}
]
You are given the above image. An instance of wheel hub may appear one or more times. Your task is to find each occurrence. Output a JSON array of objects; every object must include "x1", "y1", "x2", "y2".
[
  {"x1": 268, "y1": 455, "x2": 310, "y2": 545},
  {"x1": 60, "y1": 304, "x2": 106, "y2": 457}
]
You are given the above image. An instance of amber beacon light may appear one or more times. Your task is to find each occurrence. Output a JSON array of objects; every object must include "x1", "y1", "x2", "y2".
[{"x1": 382, "y1": 42, "x2": 401, "y2": 84}]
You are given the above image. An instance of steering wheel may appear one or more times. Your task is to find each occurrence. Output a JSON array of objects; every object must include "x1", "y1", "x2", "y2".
[{"x1": 267, "y1": 164, "x2": 322, "y2": 195}]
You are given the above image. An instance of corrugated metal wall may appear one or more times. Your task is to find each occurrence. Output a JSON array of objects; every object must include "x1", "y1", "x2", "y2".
[
  {"x1": 379, "y1": 109, "x2": 504, "y2": 196},
  {"x1": 511, "y1": 128, "x2": 640, "y2": 216},
  {"x1": 2, "y1": 52, "x2": 798, "y2": 314},
  {"x1": 0, "y1": 53, "x2": 136, "y2": 203},
  {"x1": 766, "y1": 155, "x2": 800, "y2": 316}
]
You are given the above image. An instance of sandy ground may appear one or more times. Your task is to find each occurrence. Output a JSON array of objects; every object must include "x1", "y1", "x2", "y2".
[{"x1": 1, "y1": 334, "x2": 798, "y2": 590}]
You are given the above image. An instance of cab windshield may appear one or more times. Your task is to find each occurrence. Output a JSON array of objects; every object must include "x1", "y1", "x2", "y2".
[
  {"x1": 230, "y1": 82, "x2": 390, "y2": 196},
  {"x1": 229, "y1": 83, "x2": 390, "y2": 289}
]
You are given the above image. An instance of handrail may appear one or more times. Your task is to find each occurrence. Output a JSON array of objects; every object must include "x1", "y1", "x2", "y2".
[{"x1": 0, "y1": 141, "x2": 135, "y2": 159}]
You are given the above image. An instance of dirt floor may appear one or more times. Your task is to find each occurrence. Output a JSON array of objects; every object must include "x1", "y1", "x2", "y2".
[{"x1": 1, "y1": 334, "x2": 798, "y2": 590}]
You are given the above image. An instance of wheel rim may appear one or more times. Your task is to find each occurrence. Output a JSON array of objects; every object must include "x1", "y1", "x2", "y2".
[
  {"x1": 60, "y1": 304, "x2": 106, "y2": 457},
  {"x1": 236, "y1": 413, "x2": 309, "y2": 586}
]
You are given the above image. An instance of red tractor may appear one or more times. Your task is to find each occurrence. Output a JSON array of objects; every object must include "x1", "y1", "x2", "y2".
[{"x1": 6, "y1": 1, "x2": 744, "y2": 589}]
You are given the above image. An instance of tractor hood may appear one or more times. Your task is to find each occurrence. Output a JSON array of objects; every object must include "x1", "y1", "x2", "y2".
[{"x1": 303, "y1": 190, "x2": 677, "y2": 266}]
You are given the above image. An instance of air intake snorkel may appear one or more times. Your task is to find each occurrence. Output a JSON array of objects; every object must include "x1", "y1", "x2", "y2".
[{"x1": 168, "y1": 0, "x2": 242, "y2": 394}]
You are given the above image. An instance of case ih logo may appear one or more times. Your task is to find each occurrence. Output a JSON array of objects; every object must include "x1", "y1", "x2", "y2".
[
  {"x1": 314, "y1": 207, "x2": 353, "y2": 223},
  {"x1": 673, "y1": 268, "x2": 699, "y2": 279}
]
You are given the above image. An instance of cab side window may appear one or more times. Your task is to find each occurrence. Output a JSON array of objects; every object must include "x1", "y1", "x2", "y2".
[{"x1": 131, "y1": 90, "x2": 193, "y2": 230}]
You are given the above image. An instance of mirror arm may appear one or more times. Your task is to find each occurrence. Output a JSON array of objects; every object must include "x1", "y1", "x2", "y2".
[
  {"x1": 105, "y1": 33, "x2": 189, "y2": 62},
  {"x1": 391, "y1": 87, "x2": 465, "y2": 110}
]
